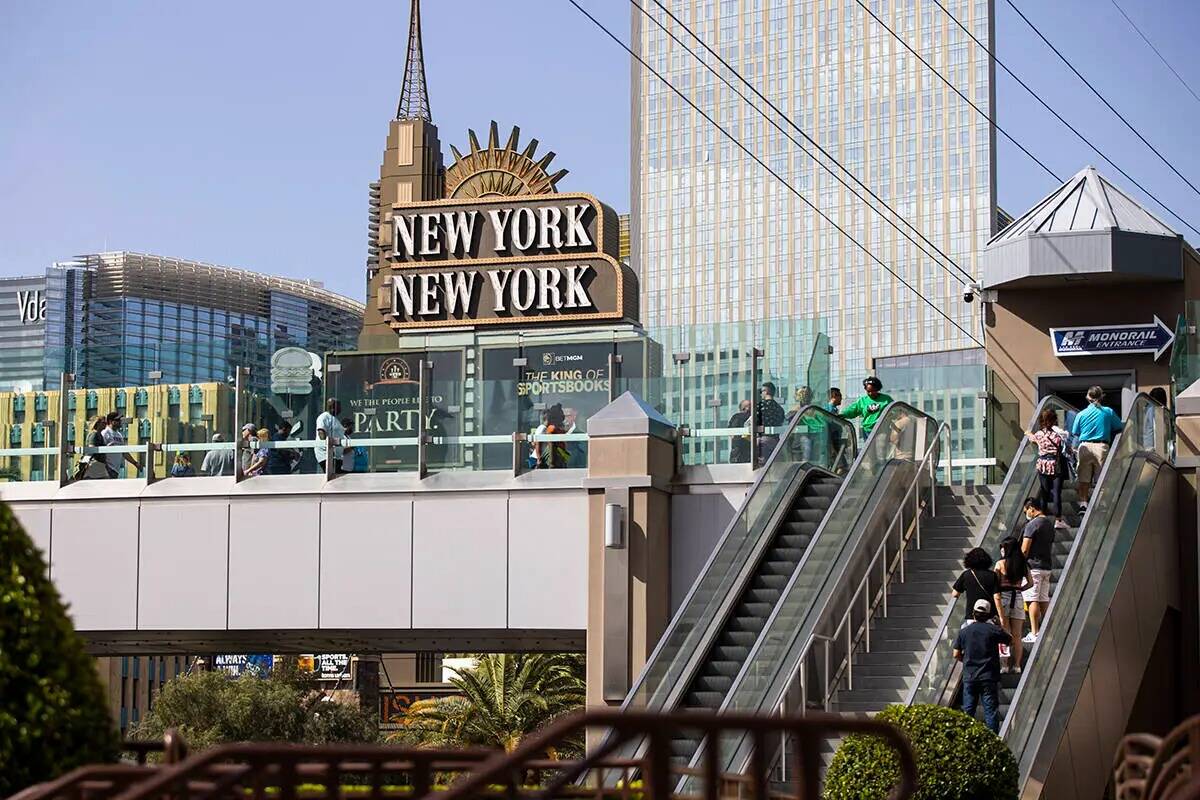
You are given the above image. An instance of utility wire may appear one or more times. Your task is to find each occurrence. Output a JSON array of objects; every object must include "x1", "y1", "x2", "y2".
[
  {"x1": 1004, "y1": 0, "x2": 1200, "y2": 201},
  {"x1": 1109, "y1": 0, "x2": 1200, "y2": 108},
  {"x1": 568, "y1": 0, "x2": 983, "y2": 347},
  {"x1": 852, "y1": 0, "x2": 1061, "y2": 183},
  {"x1": 639, "y1": 0, "x2": 975, "y2": 287},
  {"x1": 930, "y1": 0, "x2": 1200, "y2": 240}
]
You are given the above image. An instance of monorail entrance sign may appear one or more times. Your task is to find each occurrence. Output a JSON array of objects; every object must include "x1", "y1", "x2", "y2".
[{"x1": 378, "y1": 194, "x2": 637, "y2": 330}]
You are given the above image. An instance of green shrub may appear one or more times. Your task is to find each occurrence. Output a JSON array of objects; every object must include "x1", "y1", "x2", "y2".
[
  {"x1": 823, "y1": 704, "x2": 1017, "y2": 800},
  {"x1": 0, "y1": 502, "x2": 119, "y2": 794}
]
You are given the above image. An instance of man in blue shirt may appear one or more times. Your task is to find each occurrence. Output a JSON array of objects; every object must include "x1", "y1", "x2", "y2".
[
  {"x1": 953, "y1": 598, "x2": 1012, "y2": 734},
  {"x1": 1069, "y1": 386, "x2": 1123, "y2": 509}
]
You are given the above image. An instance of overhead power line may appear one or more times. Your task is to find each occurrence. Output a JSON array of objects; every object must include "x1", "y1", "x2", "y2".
[
  {"x1": 930, "y1": 0, "x2": 1200, "y2": 240},
  {"x1": 851, "y1": 0, "x2": 1062, "y2": 184},
  {"x1": 1004, "y1": 0, "x2": 1200, "y2": 201},
  {"x1": 637, "y1": 0, "x2": 975, "y2": 287},
  {"x1": 567, "y1": 0, "x2": 984, "y2": 347},
  {"x1": 1109, "y1": 0, "x2": 1200, "y2": 108}
]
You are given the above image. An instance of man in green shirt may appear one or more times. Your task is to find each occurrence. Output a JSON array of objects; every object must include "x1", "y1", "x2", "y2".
[{"x1": 842, "y1": 376, "x2": 894, "y2": 441}]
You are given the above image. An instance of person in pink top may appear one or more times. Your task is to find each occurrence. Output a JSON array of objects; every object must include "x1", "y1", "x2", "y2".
[{"x1": 1025, "y1": 407, "x2": 1069, "y2": 530}]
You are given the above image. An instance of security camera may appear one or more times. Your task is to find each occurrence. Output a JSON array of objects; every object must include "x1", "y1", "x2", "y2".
[{"x1": 963, "y1": 281, "x2": 982, "y2": 303}]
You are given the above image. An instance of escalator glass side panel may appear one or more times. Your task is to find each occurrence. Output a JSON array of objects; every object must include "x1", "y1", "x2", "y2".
[
  {"x1": 623, "y1": 406, "x2": 856, "y2": 713},
  {"x1": 907, "y1": 395, "x2": 1076, "y2": 706}
]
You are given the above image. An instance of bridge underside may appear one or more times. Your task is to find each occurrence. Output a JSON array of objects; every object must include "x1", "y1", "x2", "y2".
[{"x1": 81, "y1": 628, "x2": 586, "y2": 655}]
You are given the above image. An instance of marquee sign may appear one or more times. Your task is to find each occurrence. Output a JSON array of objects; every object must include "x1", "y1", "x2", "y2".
[
  {"x1": 379, "y1": 193, "x2": 636, "y2": 330},
  {"x1": 1050, "y1": 316, "x2": 1175, "y2": 361}
]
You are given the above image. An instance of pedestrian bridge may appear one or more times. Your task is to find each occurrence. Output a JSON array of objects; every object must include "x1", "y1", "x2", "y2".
[{"x1": 1, "y1": 465, "x2": 751, "y2": 655}]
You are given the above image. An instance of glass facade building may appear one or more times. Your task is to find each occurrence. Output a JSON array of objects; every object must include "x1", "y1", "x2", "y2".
[
  {"x1": 0, "y1": 274, "x2": 52, "y2": 392},
  {"x1": 39, "y1": 252, "x2": 364, "y2": 393},
  {"x1": 632, "y1": 0, "x2": 996, "y2": 389}
]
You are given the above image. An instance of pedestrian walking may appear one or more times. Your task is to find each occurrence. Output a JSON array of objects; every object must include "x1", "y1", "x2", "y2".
[
  {"x1": 995, "y1": 536, "x2": 1032, "y2": 674},
  {"x1": 200, "y1": 433, "x2": 235, "y2": 477},
  {"x1": 76, "y1": 418, "x2": 113, "y2": 480},
  {"x1": 952, "y1": 547, "x2": 1002, "y2": 623},
  {"x1": 1069, "y1": 386, "x2": 1122, "y2": 509},
  {"x1": 1021, "y1": 497, "x2": 1055, "y2": 642},
  {"x1": 787, "y1": 385, "x2": 819, "y2": 462},
  {"x1": 841, "y1": 377, "x2": 894, "y2": 441},
  {"x1": 315, "y1": 398, "x2": 346, "y2": 475},
  {"x1": 1025, "y1": 407, "x2": 1069, "y2": 530},
  {"x1": 953, "y1": 598, "x2": 1012, "y2": 734},
  {"x1": 727, "y1": 399, "x2": 752, "y2": 464},
  {"x1": 238, "y1": 422, "x2": 257, "y2": 474},
  {"x1": 533, "y1": 404, "x2": 570, "y2": 469},
  {"x1": 268, "y1": 421, "x2": 298, "y2": 475},
  {"x1": 102, "y1": 412, "x2": 141, "y2": 478},
  {"x1": 826, "y1": 388, "x2": 846, "y2": 471},
  {"x1": 756, "y1": 382, "x2": 786, "y2": 466}
]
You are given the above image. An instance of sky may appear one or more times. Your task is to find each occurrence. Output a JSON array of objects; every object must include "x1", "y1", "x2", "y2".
[{"x1": 2, "y1": 0, "x2": 1200, "y2": 304}]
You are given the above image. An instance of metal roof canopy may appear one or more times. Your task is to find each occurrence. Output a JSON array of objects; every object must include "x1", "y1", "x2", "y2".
[{"x1": 982, "y1": 166, "x2": 1185, "y2": 290}]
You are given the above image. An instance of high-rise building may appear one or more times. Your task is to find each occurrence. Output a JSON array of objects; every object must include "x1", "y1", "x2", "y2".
[
  {"x1": 20, "y1": 252, "x2": 365, "y2": 393},
  {"x1": 632, "y1": 1, "x2": 996, "y2": 385}
]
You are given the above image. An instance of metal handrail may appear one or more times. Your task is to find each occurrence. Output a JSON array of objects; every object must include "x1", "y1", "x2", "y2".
[
  {"x1": 902, "y1": 393, "x2": 1076, "y2": 707},
  {"x1": 617, "y1": 404, "x2": 856, "y2": 715},
  {"x1": 789, "y1": 421, "x2": 951, "y2": 714}
]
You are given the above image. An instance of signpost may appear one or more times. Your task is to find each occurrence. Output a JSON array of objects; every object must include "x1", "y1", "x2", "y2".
[{"x1": 1050, "y1": 316, "x2": 1175, "y2": 361}]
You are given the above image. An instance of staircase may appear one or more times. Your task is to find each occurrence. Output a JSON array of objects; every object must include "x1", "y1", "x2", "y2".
[
  {"x1": 668, "y1": 472, "x2": 843, "y2": 769},
  {"x1": 818, "y1": 485, "x2": 998, "y2": 766}
]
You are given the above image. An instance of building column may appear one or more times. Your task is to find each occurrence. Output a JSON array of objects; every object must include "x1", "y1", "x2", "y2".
[
  {"x1": 1171, "y1": 382, "x2": 1200, "y2": 715},
  {"x1": 583, "y1": 392, "x2": 677, "y2": 716}
]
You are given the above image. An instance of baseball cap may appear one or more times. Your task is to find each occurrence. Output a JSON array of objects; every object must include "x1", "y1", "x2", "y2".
[
  {"x1": 972, "y1": 599, "x2": 991, "y2": 614},
  {"x1": 242, "y1": 423, "x2": 257, "y2": 433}
]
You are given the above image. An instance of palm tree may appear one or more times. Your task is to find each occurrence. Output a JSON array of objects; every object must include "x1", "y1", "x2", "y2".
[{"x1": 392, "y1": 653, "x2": 584, "y2": 756}]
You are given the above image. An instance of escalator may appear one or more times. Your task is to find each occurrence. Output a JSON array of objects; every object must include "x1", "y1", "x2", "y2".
[
  {"x1": 904, "y1": 393, "x2": 1177, "y2": 798},
  {"x1": 608, "y1": 401, "x2": 946, "y2": 779},
  {"x1": 666, "y1": 469, "x2": 841, "y2": 765}
]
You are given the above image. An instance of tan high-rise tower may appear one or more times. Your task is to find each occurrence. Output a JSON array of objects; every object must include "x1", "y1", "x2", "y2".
[{"x1": 360, "y1": 0, "x2": 445, "y2": 350}]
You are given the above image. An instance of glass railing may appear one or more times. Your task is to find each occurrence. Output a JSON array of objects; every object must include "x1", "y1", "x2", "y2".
[
  {"x1": 1002, "y1": 395, "x2": 1169, "y2": 772},
  {"x1": 616, "y1": 405, "x2": 857, "y2": 722},
  {"x1": 906, "y1": 394, "x2": 1076, "y2": 707},
  {"x1": 710, "y1": 402, "x2": 940, "y2": 774}
]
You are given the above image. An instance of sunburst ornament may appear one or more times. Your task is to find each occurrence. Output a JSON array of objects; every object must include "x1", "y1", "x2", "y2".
[{"x1": 444, "y1": 121, "x2": 569, "y2": 199}]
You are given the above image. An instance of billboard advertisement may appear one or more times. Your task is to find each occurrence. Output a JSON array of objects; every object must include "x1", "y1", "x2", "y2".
[{"x1": 326, "y1": 350, "x2": 464, "y2": 470}]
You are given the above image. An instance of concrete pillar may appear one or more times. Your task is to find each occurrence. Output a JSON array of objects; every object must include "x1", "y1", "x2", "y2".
[
  {"x1": 1172, "y1": 381, "x2": 1200, "y2": 716},
  {"x1": 583, "y1": 391, "x2": 677, "y2": 712}
]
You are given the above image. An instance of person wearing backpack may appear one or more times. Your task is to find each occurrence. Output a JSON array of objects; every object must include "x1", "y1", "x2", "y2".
[
  {"x1": 1025, "y1": 407, "x2": 1070, "y2": 530},
  {"x1": 77, "y1": 418, "x2": 113, "y2": 480}
]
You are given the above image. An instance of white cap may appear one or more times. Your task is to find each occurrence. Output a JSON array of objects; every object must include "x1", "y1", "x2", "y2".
[{"x1": 973, "y1": 599, "x2": 991, "y2": 614}]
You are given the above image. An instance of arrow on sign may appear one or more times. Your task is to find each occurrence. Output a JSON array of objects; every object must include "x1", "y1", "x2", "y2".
[{"x1": 1050, "y1": 315, "x2": 1176, "y2": 361}]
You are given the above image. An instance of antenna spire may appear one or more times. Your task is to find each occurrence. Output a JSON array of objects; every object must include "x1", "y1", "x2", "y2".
[{"x1": 396, "y1": 0, "x2": 432, "y2": 122}]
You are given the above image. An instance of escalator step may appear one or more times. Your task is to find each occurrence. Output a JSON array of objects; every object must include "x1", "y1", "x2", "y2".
[
  {"x1": 767, "y1": 546, "x2": 807, "y2": 563},
  {"x1": 812, "y1": 483, "x2": 841, "y2": 497},
  {"x1": 693, "y1": 674, "x2": 733, "y2": 693},
  {"x1": 726, "y1": 615, "x2": 767, "y2": 632},
  {"x1": 759, "y1": 560, "x2": 796, "y2": 576},
  {"x1": 744, "y1": 587, "x2": 782, "y2": 604},
  {"x1": 781, "y1": 522, "x2": 817, "y2": 536},
  {"x1": 686, "y1": 690, "x2": 726, "y2": 708},
  {"x1": 752, "y1": 574, "x2": 789, "y2": 590},
  {"x1": 719, "y1": 631, "x2": 759, "y2": 647},
  {"x1": 789, "y1": 508, "x2": 826, "y2": 524},
  {"x1": 736, "y1": 601, "x2": 775, "y2": 619},
  {"x1": 775, "y1": 534, "x2": 812, "y2": 550},
  {"x1": 711, "y1": 644, "x2": 751, "y2": 661},
  {"x1": 701, "y1": 659, "x2": 743, "y2": 677},
  {"x1": 671, "y1": 737, "x2": 698, "y2": 755}
]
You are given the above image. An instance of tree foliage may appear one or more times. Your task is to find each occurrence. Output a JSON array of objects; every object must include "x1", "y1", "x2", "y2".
[
  {"x1": 823, "y1": 704, "x2": 1018, "y2": 800},
  {"x1": 131, "y1": 663, "x2": 377, "y2": 751},
  {"x1": 0, "y1": 502, "x2": 119, "y2": 795},
  {"x1": 391, "y1": 653, "x2": 585, "y2": 755}
]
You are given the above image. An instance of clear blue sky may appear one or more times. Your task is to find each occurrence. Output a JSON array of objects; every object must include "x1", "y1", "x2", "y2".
[{"x1": 2, "y1": 1, "x2": 1200, "y2": 303}]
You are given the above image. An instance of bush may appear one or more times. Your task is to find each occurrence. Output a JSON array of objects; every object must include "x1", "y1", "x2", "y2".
[
  {"x1": 132, "y1": 667, "x2": 378, "y2": 750},
  {"x1": 823, "y1": 704, "x2": 1017, "y2": 800},
  {"x1": 0, "y1": 502, "x2": 119, "y2": 794}
]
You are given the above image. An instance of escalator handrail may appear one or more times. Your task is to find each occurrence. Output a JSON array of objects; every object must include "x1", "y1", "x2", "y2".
[
  {"x1": 902, "y1": 393, "x2": 1077, "y2": 707},
  {"x1": 619, "y1": 404, "x2": 856, "y2": 713},
  {"x1": 1000, "y1": 392, "x2": 1168, "y2": 742},
  {"x1": 690, "y1": 401, "x2": 943, "y2": 777}
]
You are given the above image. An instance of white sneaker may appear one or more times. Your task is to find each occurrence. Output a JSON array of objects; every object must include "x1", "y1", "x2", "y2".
[
  {"x1": 1023, "y1": 632, "x2": 1037, "y2": 644},
  {"x1": 1001, "y1": 665, "x2": 1011, "y2": 674},
  {"x1": 1012, "y1": 666, "x2": 1022, "y2": 674},
  {"x1": 1077, "y1": 501, "x2": 1088, "y2": 511}
]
